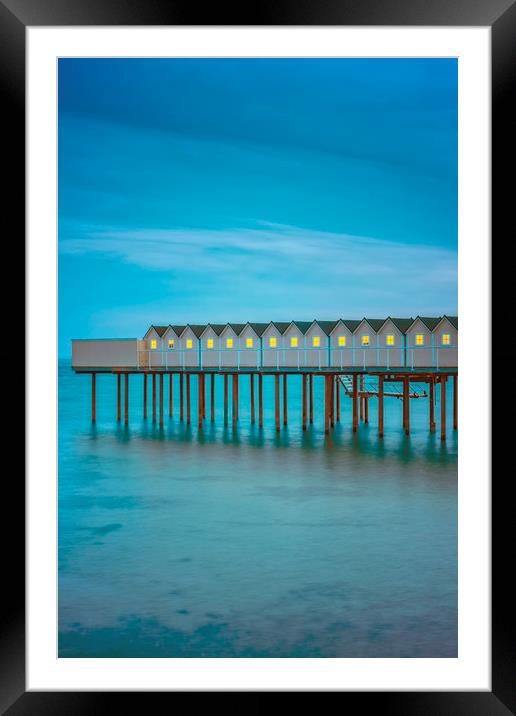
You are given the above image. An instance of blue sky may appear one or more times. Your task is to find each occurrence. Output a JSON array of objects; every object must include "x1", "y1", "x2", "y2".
[{"x1": 58, "y1": 58, "x2": 457, "y2": 356}]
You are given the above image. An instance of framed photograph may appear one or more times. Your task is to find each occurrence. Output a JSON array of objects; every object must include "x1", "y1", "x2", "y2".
[{"x1": 5, "y1": 0, "x2": 513, "y2": 709}]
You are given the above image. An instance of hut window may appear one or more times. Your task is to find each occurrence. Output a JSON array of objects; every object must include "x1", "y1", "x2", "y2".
[
  {"x1": 186, "y1": 339, "x2": 193, "y2": 349},
  {"x1": 226, "y1": 338, "x2": 233, "y2": 348},
  {"x1": 246, "y1": 338, "x2": 253, "y2": 348},
  {"x1": 313, "y1": 336, "x2": 321, "y2": 347},
  {"x1": 442, "y1": 333, "x2": 451, "y2": 345},
  {"x1": 361, "y1": 335, "x2": 370, "y2": 346},
  {"x1": 207, "y1": 338, "x2": 214, "y2": 349},
  {"x1": 386, "y1": 335, "x2": 395, "y2": 346},
  {"x1": 168, "y1": 339, "x2": 174, "y2": 349},
  {"x1": 151, "y1": 339, "x2": 157, "y2": 350},
  {"x1": 291, "y1": 336, "x2": 298, "y2": 348},
  {"x1": 338, "y1": 336, "x2": 346, "y2": 347},
  {"x1": 415, "y1": 334, "x2": 424, "y2": 346},
  {"x1": 269, "y1": 337, "x2": 277, "y2": 348}
]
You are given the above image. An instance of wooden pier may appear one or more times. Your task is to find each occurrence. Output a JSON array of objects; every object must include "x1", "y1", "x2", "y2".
[{"x1": 82, "y1": 368, "x2": 457, "y2": 441}]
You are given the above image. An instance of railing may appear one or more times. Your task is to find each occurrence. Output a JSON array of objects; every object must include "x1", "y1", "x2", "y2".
[{"x1": 136, "y1": 343, "x2": 457, "y2": 370}]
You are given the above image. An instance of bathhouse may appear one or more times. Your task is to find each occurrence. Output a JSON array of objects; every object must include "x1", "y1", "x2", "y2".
[
  {"x1": 329, "y1": 320, "x2": 360, "y2": 368},
  {"x1": 405, "y1": 317, "x2": 442, "y2": 369},
  {"x1": 432, "y1": 316, "x2": 458, "y2": 368},
  {"x1": 376, "y1": 317, "x2": 413, "y2": 368},
  {"x1": 73, "y1": 315, "x2": 458, "y2": 372}
]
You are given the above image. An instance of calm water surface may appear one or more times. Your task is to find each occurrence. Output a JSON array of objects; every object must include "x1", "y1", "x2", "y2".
[{"x1": 58, "y1": 361, "x2": 457, "y2": 657}]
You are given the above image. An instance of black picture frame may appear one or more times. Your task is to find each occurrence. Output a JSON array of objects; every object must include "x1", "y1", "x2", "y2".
[{"x1": 5, "y1": 0, "x2": 514, "y2": 710}]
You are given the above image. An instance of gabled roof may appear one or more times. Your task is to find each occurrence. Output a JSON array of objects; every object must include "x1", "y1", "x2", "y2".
[
  {"x1": 270, "y1": 321, "x2": 291, "y2": 334},
  {"x1": 363, "y1": 318, "x2": 385, "y2": 332},
  {"x1": 292, "y1": 321, "x2": 313, "y2": 334},
  {"x1": 248, "y1": 322, "x2": 269, "y2": 337},
  {"x1": 149, "y1": 325, "x2": 168, "y2": 337},
  {"x1": 170, "y1": 325, "x2": 187, "y2": 337},
  {"x1": 342, "y1": 319, "x2": 361, "y2": 333},
  {"x1": 444, "y1": 315, "x2": 458, "y2": 330},
  {"x1": 184, "y1": 324, "x2": 206, "y2": 338},
  {"x1": 315, "y1": 320, "x2": 339, "y2": 336},
  {"x1": 228, "y1": 323, "x2": 247, "y2": 336},
  {"x1": 388, "y1": 317, "x2": 413, "y2": 333},
  {"x1": 200, "y1": 323, "x2": 226, "y2": 337},
  {"x1": 411, "y1": 316, "x2": 442, "y2": 332}
]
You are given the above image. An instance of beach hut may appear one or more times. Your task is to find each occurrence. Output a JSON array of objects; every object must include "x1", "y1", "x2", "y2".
[
  {"x1": 376, "y1": 317, "x2": 412, "y2": 368},
  {"x1": 199, "y1": 324, "x2": 225, "y2": 368},
  {"x1": 283, "y1": 321, "x2": 311, "y2": 368},
  {"x1": 238, "y1": 323, "x2": 265, "y2": 368},
  {"x1": 180, "y1": 324, "x2": 205, "y2": 368},
  {"x1": 302, "y1": 321, "x2": 331, "y2": 368},
  {"x1": 218, "y1": 324, "x2": 244, "y2": 368},
  {"x1": 432, "y1": 316, "x2": 458, "y2": 368},
  {"x1": 405, "y1": 317, "x2": 441, "y2": 368},
  {"x1": 262, "y1": 322, "x2": 290, "y2": 368},
  {"x1": 161, "y1": 325, "x2": 184, "y2": 368},
  {"x1": 329, "y1": 319, "x2": 359, "y2": 368},
  {"x1": 353, "y1": 319, "x2": 384, "y2": 368},
  {"x1": 142, "y1": 325, "x2": 168, "y2": 368}
]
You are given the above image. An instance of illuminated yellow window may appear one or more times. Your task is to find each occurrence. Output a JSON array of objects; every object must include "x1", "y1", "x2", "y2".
[
  {"x1": 186, "y1": 338, "x2": 193, "y2": 349},
  {"x1": 361, "y1": 335, "x2": 370, "y2": 346},
  {"x1": 246, "y1": 337, "x2": 253, "y2": 348},
  {"x1": 207, "y1": 338, "x2": 214, "y2": 349},
  {"x1": 313, "y1": 336, "x2": 321, "y2": 347},
  {"x1": 442, "y1": 334, "x2": 450, "y2": 345},
  {"x1": 226, "y1": 338, "x2": 233, "y2": 348},
  {"x1": 291, "y1": 336, "x2": 298, "y2": 348},
  {"x1": 150, "y1": 339, "x2": 157, "y2": 350},
  {"x1": 386, "y1": 335, "x2": 395, "y2": 346},
  {"x1": 168, "y1": 339, "x2": 174, "y2": 349},
  {"x1": 415, "y1": 334, "x2": 424, "y2": 346},
  {"x1": 269, "y1": 336, "x2": 277, "y2": 348},
  {"x1": 338, "y1": 336, "x2": 346, "y2": 347}
]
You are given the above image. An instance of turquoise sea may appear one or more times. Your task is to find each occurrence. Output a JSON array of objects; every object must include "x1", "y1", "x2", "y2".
[{"x1": 58, "y1": 360, "x2": 457, "y2": 657}]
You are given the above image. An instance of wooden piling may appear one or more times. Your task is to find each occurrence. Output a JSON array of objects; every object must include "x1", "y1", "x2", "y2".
[
  {"x1": 275, "y1": 374, "x2": 280, "y2": 432},
  {"x1": 91, "y1": 373, "x2": 96, "y2": 423},
  {"x1": 403, "y1": 377, "x2": 410, "y2": 435},
  {"x1": 169, "y1": 373, "x2": 173, "y2": 417},
  {"x1": 180, "y1": 373, "x2": 184, "y2": 422},
  {"x1": 124, "y1": 372, "x2": 129, "y2": 425},
  {"x1": 224, "y1": 374, "x2": 228, "y2": 425},
  {"x1": 258, "y1": 373, "x2": 263, "y2": 428},
  {"x1": 440, "y1": 375, "x2": 447, "y2": 441},
  {"x1": 186, "y1": 373, "x2": 190, "y2": 425},
  {"x1": 211, "y1": 374, "x2": 215, "y2": 423},
  {"x1": 324, "y1": 376, "x2": 330, "y2": 434},
  {"x1": 429, "y1": 377, "x2": 436, "y2": 432},
  {"x1": 302, "y1": 373, "x2": 307, "y2": 431},
  {"x1": 360, "y1": 374, "x2": 364, "y2": 421},
  {"x1": 198, "y1": 374, "x2": 203, "y2": 430},
  {"x1": 232, "y1": 374, "x2": 238, "y2": 430},
  {"x1": 250, "y1": 374, "x2": 255, "y2": 424},
  {"x1": 330, "y1": 374, "x2": 335, "y2": 428},
  {"x1": 143, "y1": 373, "x2": 147, "y2": 419},
  {"x1": 234, "y1": 374, "x2": 239, "y2": 422},
  {"x1": 352, "y1": 374, "x2": 358, "y2": 432},
  {"x1": 152, "y1": 372, "x2": 156, "y2": 423},
  {"x1": 202, "y1": 374, "x2": 206, "y2": 419},
  {"x1": 159, "y1": 373, "x2": 164, "y2": 426},
  {"x1": 117, "y1": 373, "x2": 121, "y2": 422},
  {"x1": 364, "y1": 396, "x2": 369, "y2": 424},
  {"x1": 309, "y1": 373, "x2": 313, "y2": 424},
  {"x1": 336, "y1": 376, "x2": 340, "y2": 422},
  {"x1": 283, "y1": 373, "x2": 288, "y2": 426},
  {"x1": 378, "y1": 375, "x2": 384, "y2": 438},
  {"x1": 453, "y1": 375, "x2": 457, "y2": 431}
]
